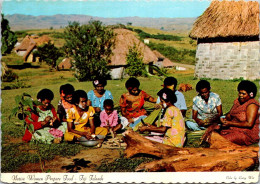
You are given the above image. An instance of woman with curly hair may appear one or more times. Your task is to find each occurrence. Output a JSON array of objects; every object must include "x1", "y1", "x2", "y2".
[{"x1": 219, "y1": 80, "x2": 259, "y2": 145}]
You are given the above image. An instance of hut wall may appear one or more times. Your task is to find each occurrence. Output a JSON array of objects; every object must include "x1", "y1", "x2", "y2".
[{"x1": 195, "y1": 41, "x2": 260, "y2": 80}]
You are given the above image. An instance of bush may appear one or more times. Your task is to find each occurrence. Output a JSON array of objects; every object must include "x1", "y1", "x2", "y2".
[
  {"x1": 63, "y1": 21, "x2": 115, "y2": 81},
  {"x1": 133, "y1": 29, "x2": 182, "y2": 41},
  {"x1": 2, "y1": 69, "x2": 18, "y2": 82},
  {"x1": 125, "y1": 44, "x2": 146, "y2": 77},
  {"x1": 148, "y1": 42, "x2": 196, "y2": 65}
]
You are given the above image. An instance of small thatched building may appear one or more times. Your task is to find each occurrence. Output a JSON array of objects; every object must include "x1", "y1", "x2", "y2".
[
  {"x1": 14, "y1": 35, "x2": 50, "y2": 62},
  {"x1": 189, "y1": 0, "x2": 259, "y2": 80},
  {"x1": 109, "y1": 28, "x2": 174, "y2": 79}
]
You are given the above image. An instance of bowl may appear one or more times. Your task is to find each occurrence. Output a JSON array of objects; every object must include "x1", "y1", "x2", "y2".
[{"x1": 78, "y1": 135, "x2": 105, "y2": 147}]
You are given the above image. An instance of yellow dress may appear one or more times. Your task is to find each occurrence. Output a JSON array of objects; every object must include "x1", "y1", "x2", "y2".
[{"x1": 64, "y1": 105, "x2": 107, "y2": 141}]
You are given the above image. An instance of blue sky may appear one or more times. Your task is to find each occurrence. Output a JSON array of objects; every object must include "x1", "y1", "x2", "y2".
[{"x1": 2, "y1": 0, "x2": 210, "y2": 18}]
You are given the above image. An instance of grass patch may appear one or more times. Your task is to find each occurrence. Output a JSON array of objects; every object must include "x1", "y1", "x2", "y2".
[
  {"x1": 1, "y1": 142, "x2": 88, "y2": 173},
  {"x1": 97, "y1": 155, "x2": 156, "y2": 172}
]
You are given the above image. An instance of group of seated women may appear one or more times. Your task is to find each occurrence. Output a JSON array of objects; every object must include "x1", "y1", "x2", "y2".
[{"x1": 22, "y1": 77, "x2": 259, "y2": 147}]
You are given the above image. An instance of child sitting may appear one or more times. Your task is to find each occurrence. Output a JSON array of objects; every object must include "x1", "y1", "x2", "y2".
[
  {"x1": 100, "y1": 99, "x2": 123, "y2": 134},
  {"x1": 57, "y1": 84, "x2": 75, "y2": 122},
  {"x1": 64, "y1": 90, "x2": 108, "y2": 142}
]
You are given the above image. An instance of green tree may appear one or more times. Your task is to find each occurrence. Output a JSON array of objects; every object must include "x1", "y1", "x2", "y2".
[
  {"x1": 63, "y1": 21, "x2": 115, "y2": 81},
  {"x1": 125, "y1": 44, "x2": 146, "y2": 77},
  {"x1": 1, "y1": 14, "x2": 17, "y2": 55},
  {"x1": 33, "y1": 41, "x2": 62, "y2": 69}
]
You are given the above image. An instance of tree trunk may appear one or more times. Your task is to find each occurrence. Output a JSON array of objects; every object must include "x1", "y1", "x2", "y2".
[{"x1": 123, "y1": 130, "x2": 259, "y2": 172}]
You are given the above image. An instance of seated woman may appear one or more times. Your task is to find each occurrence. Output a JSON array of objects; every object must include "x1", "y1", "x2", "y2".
[
  {"x1": 139, "y1": 88, "x2": 186, "y2": 147},
  {"x1": 187, "y1": 80, "x2": 223, "y2": 131},
  {"x1": 87, "y1": 78, "x2": 113, "y2": 113},
  {"x1": 22, "y1": 89, "x2": 67, "y2": 144},
  {"x1": 219, "y1": 80, "x2": 259, "y2": 145},
  {"x1": 119, "y1": 77, "x2": 157, "y2": 130},
  {"x1": 64, "y1": 90, "x2": 108, "y2": 142},
  {"x1": 87, "y1": 78, "x2": 113, "y2": 126}
]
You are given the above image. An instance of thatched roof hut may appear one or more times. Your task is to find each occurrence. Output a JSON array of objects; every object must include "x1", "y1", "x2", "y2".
[
  {"x1": 189, "y1": 0, "x2": 260, "y2": 80},
  {"x1": 58, "y1": 58, "x2": 73, "y2": 70},
  {"x1": 14, "y1": 35, "x2": 50, "y2": 62},
  {"x1": 110, "y1": 29, "x2": 159, "y2": 66},
  {"x1": 189, "y1": 0, "x2": 259, "y2": 41},
  {"x1": 152, "y1": 50, "x2": 175, "y2": 68}
]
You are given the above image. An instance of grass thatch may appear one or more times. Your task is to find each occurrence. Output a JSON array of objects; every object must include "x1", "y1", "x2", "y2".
[{"x1": 189, "y1": 0, "x2": 259, "y2": 39}]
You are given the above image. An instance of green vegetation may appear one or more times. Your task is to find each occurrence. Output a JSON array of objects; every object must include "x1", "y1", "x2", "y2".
[
  {"x1": 125, "y1": 44, "x2": 146, "y2": 77},
  {"x1": 33, "y1": 41, "x2": 63, "y2": 69},
  {"x1": 2, "y1": 26, "x2": 259, "y2": 173},
  {"x1": 149, "y1": 42, "x2": 196, "y2": 65},
  {"x1": 63, "y1": 21, "x2": 115, "y2": 81},
  {"x1": 1, "y1": 14, "x2": 17, "y2": 55},
  {"x1": 133, "y1": 28, "x2": 182, "y2": 41}
]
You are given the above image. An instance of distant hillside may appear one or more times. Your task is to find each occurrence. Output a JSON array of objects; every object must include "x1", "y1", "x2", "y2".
[{"x1": 6, "y1": 14, "x2": 196, "y2": 32}]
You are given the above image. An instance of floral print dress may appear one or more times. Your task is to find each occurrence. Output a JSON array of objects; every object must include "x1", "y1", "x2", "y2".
[{"x1": 159, "y1": 106, "x2": 186, "y2": 147}]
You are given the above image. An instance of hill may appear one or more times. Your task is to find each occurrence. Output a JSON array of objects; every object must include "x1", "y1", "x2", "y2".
[{"x1": 6, "y1": 14, "x2": 196, "y2": 32}]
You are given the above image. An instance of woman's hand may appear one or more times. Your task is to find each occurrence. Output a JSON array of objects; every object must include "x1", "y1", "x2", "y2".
[
  {"x1": 49, "y1": 117, "x2": 57, "y2": 126},
  {"x1": 95, "y1": 107, "x2": 101, "y2": 113},
  {"x1": 220, "y1": 118, "x2": 229, "y2": 127},
  {"x1": 201, "y1": 123, "x2": 221, "y2": 143},
  {"x1": 154, "y1": 103, "x2": 162, "y2": 109},
  {"x1": 82, "y1": 131, "x2": 92, "y2": 139},
  {"x1": 41, "y1": 116, "x2": 52, "y2": 127},
  {"x1": 139, "y1": 126, "x2": 148, "y2": 133}
]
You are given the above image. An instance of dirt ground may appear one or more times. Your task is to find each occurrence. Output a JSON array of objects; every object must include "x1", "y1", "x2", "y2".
[
  {"x1": 16, "y1": 148, "x2": 122, "y2": 173},
  {"x1": 5, "y1": 135, "x2": 125, "y2": 173}
]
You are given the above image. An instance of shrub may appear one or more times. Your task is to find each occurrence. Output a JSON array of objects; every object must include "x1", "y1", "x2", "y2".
[
  {"x1": 125, "y1": 44, "x2": 146, "y2": 77},
  {"x1": 2, "y1": 69, "x2": 18, "y2": 82},
  {"x1": 63, "y1": 21, "x2": 115, "y2": 81}
]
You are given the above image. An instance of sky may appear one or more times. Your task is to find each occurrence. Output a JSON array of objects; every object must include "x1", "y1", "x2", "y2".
[{"x1": 2, "y1": 0, "x2": 211, "y2": 18}]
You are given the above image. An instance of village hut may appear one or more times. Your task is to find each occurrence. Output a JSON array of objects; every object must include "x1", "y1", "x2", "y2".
[
  {"x1": 14, "y1": 35, "x2": 50, "y2": 62},
  {"x1": 58, "y1": 58, "x2": 74, "y2": 70},
  {"x1": 109, "y1": 28, "x2": 174, "y2": 79},
  {"x1": 189, "y1": 0, "x2": 260, "y2": 80},
  {"x1": 152, "y1": 50, "x2": 175, "y2": 68}
]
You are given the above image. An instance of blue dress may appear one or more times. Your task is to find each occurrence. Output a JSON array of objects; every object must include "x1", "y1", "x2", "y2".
[{"x1": 87, "y1": 90, "x2": 113, "y2": 111}]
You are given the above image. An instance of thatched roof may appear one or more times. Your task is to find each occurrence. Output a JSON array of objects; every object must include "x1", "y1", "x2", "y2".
[
  {"x1": 58, "y1": 58, "x2": 73, "y2": 69},
  {"x1": 14, "y1": 35, "x2": 50, "y2": 61},
  {"x1": 189, "y1": 0, "x2": 259, "y2": 39},
  {"x1": 110, "y1": 29, "x2": 158, "y2": 66}
]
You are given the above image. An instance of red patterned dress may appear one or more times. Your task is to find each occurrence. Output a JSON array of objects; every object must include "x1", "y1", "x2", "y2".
[
  {"x1": 119, "y1": 90, "x2": 152, "y2": 119},
  {"x1": 220, "y1": 98, "x2": 259, "y2": 145}
]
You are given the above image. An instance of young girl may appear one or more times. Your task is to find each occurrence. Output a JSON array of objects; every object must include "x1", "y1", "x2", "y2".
[
  {"x1": 100, "y1": 99, "x2": 124, "y2": 134},
  {"x1": 119, "y1": 77, "x2": 158, "y2": 130},
  {"x1": 57, "y1": 84, "x2": 75, "y2": 122},
  {"x1": 23, "y1": 89, "x2": 67, "y2": 144},
  {"x1": 139, "y1": 88, "x2": 186, "y2": 147},
  {"x1": 64, "y1": 90, "x2": 108, "y2": 142}
]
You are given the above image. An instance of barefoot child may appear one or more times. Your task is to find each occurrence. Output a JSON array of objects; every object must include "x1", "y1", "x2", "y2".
[
  {"x1": 64, "y1": 90, "x2": 108, "y2": 142},
  {"x1": 100, "y1": 99, "x2": 123, "y2": 134}
]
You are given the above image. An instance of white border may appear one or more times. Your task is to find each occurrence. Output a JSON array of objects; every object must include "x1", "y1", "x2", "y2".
[{"x1": 1, "y1": 172, "x2": 259, "y2": 183}]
